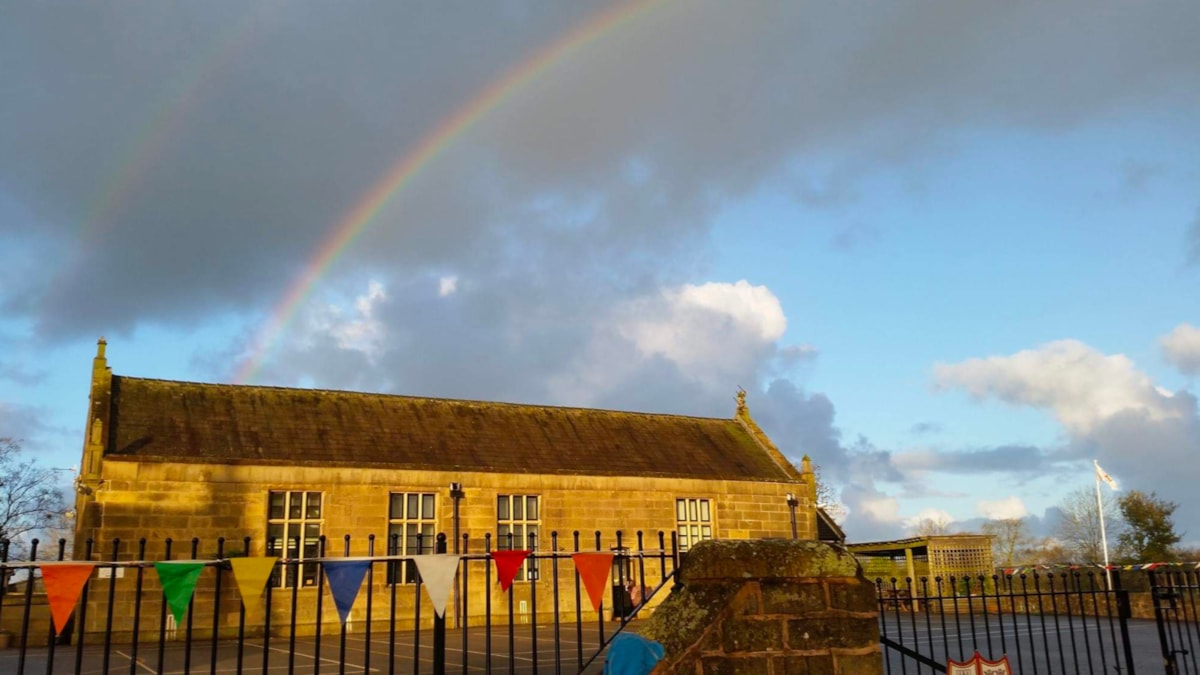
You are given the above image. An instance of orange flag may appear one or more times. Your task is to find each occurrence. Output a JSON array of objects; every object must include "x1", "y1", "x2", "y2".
[
  {"x1": 572, "y1": 553, "x2": 614, "y2": 613},
  {"x1": 492, "y1": 550, "x2": 531, "y2": 592},
  {"x1": 41, "y1": 563, "x2": 97, "y2": 634}
]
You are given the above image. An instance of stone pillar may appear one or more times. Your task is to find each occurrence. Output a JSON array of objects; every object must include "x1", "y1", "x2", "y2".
[{"x1": 642, "y1": 539, "x2": 881, "y2": 674}]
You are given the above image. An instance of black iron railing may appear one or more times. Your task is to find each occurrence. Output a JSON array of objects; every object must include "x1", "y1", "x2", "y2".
[
  {"x1": 876, "y1": 572, "x2": 1140, "y2": 674},
  {"x1": 1148, "y1": 567, "x2": 1200, "y2": 675},
  {"x1": 0, "y1": 530, "x2": 679, "y2": 675}
]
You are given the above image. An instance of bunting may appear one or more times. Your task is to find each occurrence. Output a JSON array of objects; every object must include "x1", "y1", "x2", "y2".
[
  {"x1": 154, "y1": 562, "x2": 206, "y2": 625},
  {"x1": 491, "y1": 550, "x2": 531, "y2": 592},
  {"x1": 412, "y1": 555, "x2": 462, "y2": 617},
  {"x1": 323, "y1": 560, "x2": 371, "y2": 625},
  {"x1": 41, "y1": 563, "x2": 97, "y2": 634},
  {"x1": 572, "y1": 552, "x2": 614, "y2": 613},
  {"x1": 229, "y1": 557, "x2": 279, "y2": 609}
]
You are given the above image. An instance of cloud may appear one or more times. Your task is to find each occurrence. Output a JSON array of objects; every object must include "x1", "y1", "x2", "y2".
[
  {"x1": 976, "y1": 496, "x2": 1029, "y2": 520},
  {"x1": 909, "y1": 422, "x2": 942, "y2": 435},
  {"x1": 2, "y1": 2, "x2": 1198, "y2": 343},
  {"x1": 438, "y1": 276, "x2": 459, "y2": 298},
  {"x1": 936, "y1": 339, "x2": 1200, "y2": 544},
  {"x1": 894, "y1": 444, "x2": 1054, "y2": 477},
  {"x1": 934, "y1": 339, "x2": 1182, "y2": 434},
  {"x1": 1162, "y1": 323, "x2": 1200, "y2": 375},
  {"x1": 612, "y1": 280, "x2": 787, "y2": 390}
]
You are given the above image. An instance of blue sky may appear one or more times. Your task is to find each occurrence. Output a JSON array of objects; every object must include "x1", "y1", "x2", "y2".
[{"x1": 2, "y1": 1, "x2": 1199, "y2": 545}]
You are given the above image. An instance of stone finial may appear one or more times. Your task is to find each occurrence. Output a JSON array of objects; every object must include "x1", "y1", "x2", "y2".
[
  {"x1": 735, "y1": 388, "x2": 747, "y2": 415},
  {"x1": 96, "y1": 337, "x2": 107, "y2": 358}
]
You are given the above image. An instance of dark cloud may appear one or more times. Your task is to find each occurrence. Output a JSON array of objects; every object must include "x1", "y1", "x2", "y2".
[
  {"x1": 0, "y1": 403, "x2": 71, "y2": 455},
  {"x1": 0, "y1": 363, "x2": 46, "y2": 387},
  {"x1": 2, "y1": 1, "x2": 1197, "y2": 342},
  {"x1": 910, "y1": 422, "x2": 943, "y2": 436},
  {"x1": 896, "y1": 444, "x2": 1057, "y2": 476}
]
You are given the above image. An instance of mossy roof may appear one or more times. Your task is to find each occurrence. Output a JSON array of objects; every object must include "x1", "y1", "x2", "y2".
[{"x1": 104, "y1": 376, "x2": 798, "y2": 482}]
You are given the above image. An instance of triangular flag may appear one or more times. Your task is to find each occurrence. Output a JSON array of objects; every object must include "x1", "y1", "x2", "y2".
[
  {"x1": 323, "y1": 560, "x2": 371, "y2": 625},
  {"x1": 41, "y1": 563, "x2": 97, "y2": 634},
  {"x1": 572, "y1": 552, "x2": 614, "y2": 613},
  {"x1": 229, "y1": 557, "x2": 278, "y2": 609},
  {"x1": 154, "y1": 562, "x2": 206, "y2": 625},
  {"x1": 413, "y1": 555, "x2": 462, "y2": 617},
  {"x1": 492, "y1": 550, "x2": 530, "y2": 592}
]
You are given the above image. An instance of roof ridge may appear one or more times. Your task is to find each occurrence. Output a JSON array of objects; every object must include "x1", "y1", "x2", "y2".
[{"x1": 112, "y1": 374, "x2": 735, "y2": 423}]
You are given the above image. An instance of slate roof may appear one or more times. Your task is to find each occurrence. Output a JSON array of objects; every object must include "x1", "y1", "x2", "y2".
[{"x1": 104, "y1": 376, "x2": 799, "y2": 482}]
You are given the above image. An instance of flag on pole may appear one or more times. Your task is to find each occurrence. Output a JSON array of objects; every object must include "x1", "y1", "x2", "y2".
[{"x1": 1094, "y1": 460, "x2": 1118, "y2": 490}]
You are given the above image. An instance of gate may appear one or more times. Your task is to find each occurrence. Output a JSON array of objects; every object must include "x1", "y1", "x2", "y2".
[
  {"x1": 877, "y1": 571, "x2": 1140, "y2": 674},
  {"x1": 1149, "y1": 567, "x2": 1200, "y2": 674}
]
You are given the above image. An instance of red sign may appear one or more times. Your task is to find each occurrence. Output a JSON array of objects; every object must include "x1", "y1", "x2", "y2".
[{"x1": 948, "y1": 651, "x2": 1012, "y2": 675}]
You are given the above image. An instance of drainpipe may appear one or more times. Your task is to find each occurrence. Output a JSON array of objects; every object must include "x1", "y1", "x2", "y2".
[{"x1": 449, "y1": 482, "x2": 466, "y2": 628}]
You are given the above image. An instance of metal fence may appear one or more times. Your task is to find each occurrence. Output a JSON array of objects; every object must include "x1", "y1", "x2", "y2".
[
  {"x1": 876, "y1": 571, "x2": 1145, "y2": 674},
  {"x1": 1149, "y1": 567, "x2": 1200, "y2": 675},
  {"x1": 0, "y1": 530, "x2": 679, "y2": 675}
]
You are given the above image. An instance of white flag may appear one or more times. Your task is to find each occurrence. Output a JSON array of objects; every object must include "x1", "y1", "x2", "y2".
[
  {"x1": 412, "y1": 555, "x2": 461, "y2": 618},
  {"x1": 1094, "y1": 460, "x2": 1118, "y2": 490}
]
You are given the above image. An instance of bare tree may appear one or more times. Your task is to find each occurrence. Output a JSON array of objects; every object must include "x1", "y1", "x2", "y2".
[
  {"x1": 1016, "y1": 537, "x2": 1073, "y2": 565},
  {"x1": 813, "y1": 464, "x2": 846, "y2": 523},
  {"x1": 0, "y1": 438, "x2": 68, "y2": 559},
  {"x1": 1054, "y1": 487, "x2": 1123, "y2": 563},
  {"x1": 910, "y1": 515, "x2": 951, "y2": 537},
  {"x1": 982, "y1": 517, "x2": 1031, "y2": 566}
]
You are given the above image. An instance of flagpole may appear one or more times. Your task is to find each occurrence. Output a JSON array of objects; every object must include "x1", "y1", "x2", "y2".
[{"x1": 1095, "y1": 460, "x2": 1113, "y2": 590}]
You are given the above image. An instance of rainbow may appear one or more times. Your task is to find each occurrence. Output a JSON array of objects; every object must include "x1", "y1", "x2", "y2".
[{"x1": 235, "y1": 0, "x2": 670, "y2": 383}]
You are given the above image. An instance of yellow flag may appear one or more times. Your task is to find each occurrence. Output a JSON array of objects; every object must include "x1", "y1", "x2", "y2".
[{"x1": 229, "y1": 558, "x2": 278, "y2": 609}]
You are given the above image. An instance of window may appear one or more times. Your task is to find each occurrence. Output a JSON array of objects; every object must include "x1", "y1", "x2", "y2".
[
  {"x1": 266, "y1": 491, "x2": 323, "y2": 587},
  {"x1": 676, "y1": 498, "x2": 712, "y2": 552},
  {"x1": 387, "y1": 492, "x2": 437, "y2": 584},
  {"x1": 497, "y1": 495, "x2": 539, "y2": 581}
]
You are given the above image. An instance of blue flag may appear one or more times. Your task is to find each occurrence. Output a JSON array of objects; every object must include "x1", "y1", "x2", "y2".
[{"x1": 323, "y1": 560, "x2": 371, "y2": 625}]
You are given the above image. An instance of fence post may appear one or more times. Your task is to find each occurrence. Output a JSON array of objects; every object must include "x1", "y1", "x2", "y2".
[
  {"x1": 1113, "y1": 571, "x2": 1139, "y2": 675},
  {"x1": 433, "y1": 533, "x2": 448, "y2": 675}
]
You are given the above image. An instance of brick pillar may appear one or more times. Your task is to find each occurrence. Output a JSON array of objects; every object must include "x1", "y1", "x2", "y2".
[{"x1": 642, "y1": 539, "x2": 881, "y2": 674}]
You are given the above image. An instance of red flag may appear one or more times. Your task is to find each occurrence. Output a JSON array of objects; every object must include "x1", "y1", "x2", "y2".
[
  {"x1": 41, "y1": 563, "x2": 97, "y2": 634},
  {"x1": 572, "y1": 552, "x2": 614, "y2": 613},
  {"x1": 492, "y1": 550, "x2": 530, "y2": 592}
]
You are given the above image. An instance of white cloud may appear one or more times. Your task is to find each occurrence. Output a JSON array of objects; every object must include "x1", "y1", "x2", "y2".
[
  {"x1": 976, "y1": 496, "x2": 1029, "y2": 520},
  {"x1": 438, "y1": 275, "x2": 459, "y2": 297},
  {"x1": 303, "y1": 281, "x2": 388, "y2": 361},
  {"x1": 934, "y1": 339, "x2": 1180, "y2": 434},
  {"x1": 619, "y1": 279, "x2": 786, "y2": 371},
  {"x1": 545, "y1": 280, "x2": 790, "y2": 404},
  {"x1": 857, "y1": 496, "x2": 903, "y2": 525},
  {"x1": 903, "y1": 507, "x2": 955, "y2": 530},
  {"x1": 1162, "y1": 323, "x2": 1200, "y2": 376}
]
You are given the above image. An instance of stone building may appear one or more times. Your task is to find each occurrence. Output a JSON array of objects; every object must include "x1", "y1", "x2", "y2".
[{"x1": 72, "y1": 339, "x2": 816, "y2": 636}]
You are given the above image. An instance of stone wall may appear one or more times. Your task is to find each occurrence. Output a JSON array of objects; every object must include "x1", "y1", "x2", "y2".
[
  {"x1": 642, "y1": 539, "x2": 881, "y2": 675},
  {"x1": 71, "y1": 460, "x2": 814, "y2": 638}
]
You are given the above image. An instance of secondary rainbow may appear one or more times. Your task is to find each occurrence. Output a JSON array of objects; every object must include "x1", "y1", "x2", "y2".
[{"x1": 236, "y1": 0, "x2": 670, "y2": 383}]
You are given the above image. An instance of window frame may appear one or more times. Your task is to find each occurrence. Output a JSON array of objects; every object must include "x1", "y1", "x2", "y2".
[
  {"x1": 496, "y1": 494, "x2": 541, "y2": 581},
  {"x1": 266, "y1": 490, "x2": 324, "y2": 588},
  {"x1": 386, "y1": 491, "x2": 438, "y2": 584},
  {"x1": 675, "y1": 497, "x2": 713, "y2": 552}
]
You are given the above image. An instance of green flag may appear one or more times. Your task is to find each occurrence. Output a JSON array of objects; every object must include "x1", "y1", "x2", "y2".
[{"x1": 154, "y1": 562, "x2": 206, "y2": 624}]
